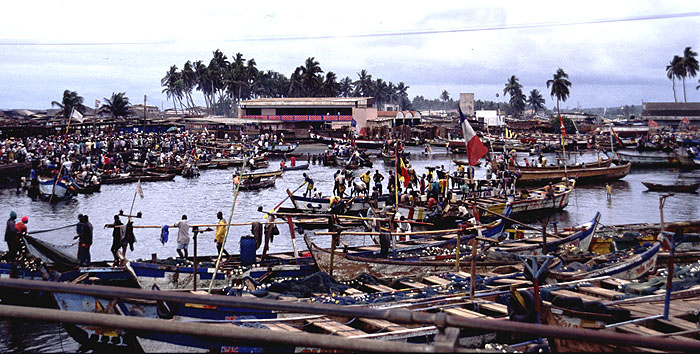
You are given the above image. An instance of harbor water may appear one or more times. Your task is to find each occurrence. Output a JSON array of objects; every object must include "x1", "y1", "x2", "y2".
[{"x1": 1, "y1": 144, "x2": 700, "y2": 352}]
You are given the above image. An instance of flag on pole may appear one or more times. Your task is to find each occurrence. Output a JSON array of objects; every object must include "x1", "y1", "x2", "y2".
[
  {"x1": 399, "y1": 158, "x2": 410, "y2": 188},
  {"x1": 458, "y1": 106, "x2": 488, "y2": 166},
  {"x1": 95, "y1": 99, "x2": 101, "y2": 108},
  {"x1": 648, "y1": 119, "x2": 659, "y2": 127},
  {"x1": 610, "y1": 126, "x2": 623, "y2": 145},
  {"x1": 683, "y1": 117, "x2": 690, "y2": 124},
  {"x1": 559, "y1": 115, "x2": 567, "y2": 138},
  {"x1": 136, "y1": 179, "x2": 144, "y2": 199},
  {"x1": 70, "y1": 108, "x2": 84, "y2": 123}
]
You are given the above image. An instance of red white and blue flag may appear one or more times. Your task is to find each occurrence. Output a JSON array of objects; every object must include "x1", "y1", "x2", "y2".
[{"x1": 458, "y1": 106, "x2": 488, "y2": 166}]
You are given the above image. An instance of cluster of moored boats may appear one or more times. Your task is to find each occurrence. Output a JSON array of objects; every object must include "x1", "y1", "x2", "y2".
[{"x1": 3, "y1": 130, "x2": 700, "y2": 352}]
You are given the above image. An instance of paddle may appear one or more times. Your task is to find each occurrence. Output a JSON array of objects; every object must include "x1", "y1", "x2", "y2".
[{"x1": 261, "y1": 181, "x2": 307, "y2": 218}]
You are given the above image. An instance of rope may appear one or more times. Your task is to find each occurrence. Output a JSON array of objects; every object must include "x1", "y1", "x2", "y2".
[{"x1": 28, "y1": 223, "x2": 78, "y2": 235}]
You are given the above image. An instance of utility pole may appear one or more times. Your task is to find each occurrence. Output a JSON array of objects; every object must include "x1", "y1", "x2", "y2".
[{"x1": 143, "y1": 95, "x2": 147, "y2": 133}]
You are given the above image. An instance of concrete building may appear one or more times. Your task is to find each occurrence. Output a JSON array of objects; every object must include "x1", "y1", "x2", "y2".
[
  {"x1": 239, "y1": 97, "x2": 378, "y2": 137},
  {"x1": 475, "y1": 110, "x2": 504, "y2": 127},
  {"x1": 641, "y1": 102, "x2": 700, "y2": 128}
]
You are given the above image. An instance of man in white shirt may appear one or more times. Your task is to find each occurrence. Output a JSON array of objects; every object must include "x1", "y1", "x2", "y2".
[{"x1": 174, "y1": 215, "x2": 190, "y2": 258}]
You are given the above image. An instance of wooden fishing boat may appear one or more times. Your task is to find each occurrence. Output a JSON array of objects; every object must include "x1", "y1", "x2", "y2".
[
  {"x1": 247, "y1": 157, "x2": 269, "y2": 170},
  {"x1": 310, "y1": 132, "x2": 384, "y2": 149},
  {"x1": 550, "y1": 241, "x2": 660, "y2": 281},
  {"x1": 615, "y1": 150, "x2": 679, "y2": 167},
  {"x1": 281, "y1": 163, "x2": 309, "y2": 171},
  {"x1": 673, "y1": 151, "x2": 700, "y2": 168},
  {"x1": 37, "y1": 176, "x2": 76, "y2": 201},
  {"x1": 478, "y1": 179, "x2": 575, "y2": 217},
  {"x1": 74, "y1": 181, "x2": 101, "y2": 194},
  {"x1": 515, "y1": 162, "x2": 631, "y2": 186},
  {"x1": 289, "y1": 194, "x2": 388, "y2": 214},
  {"x1": 262, "y1": 142, "x2": 299, "y2": 155},
  {"x1": 239, "y1": 169, "x2": 283, "y2": 180},
  {"x1": 510, "y1": 157, "x2": 613, "y2": 171},
  {"x1": 491, "y1": 212, "x2": 600, "y2": 256},
  {"x1": 239, "y1": 175, "x2": 276, "y2": 190},
  {"x1": 642, "y1": 181, "x2": 700, "y2": 193},
  {"x1": 303, "y1": 234, "x2": 520, "y2": 282},
  {"x1": 101, "y1": 172, "x2": 176, "y2": 185}
]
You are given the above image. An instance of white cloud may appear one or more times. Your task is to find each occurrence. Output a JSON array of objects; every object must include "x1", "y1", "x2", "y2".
[{"x1": 1, "y1": 0, "x2": 699, "y2": 109}]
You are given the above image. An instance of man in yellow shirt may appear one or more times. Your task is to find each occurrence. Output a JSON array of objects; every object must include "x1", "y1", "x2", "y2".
[{"x1": 215, "y1": 211, "x2": 229, "y2": 256}]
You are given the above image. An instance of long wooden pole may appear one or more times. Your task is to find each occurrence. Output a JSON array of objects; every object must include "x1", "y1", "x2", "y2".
[
  {"x1": 471, "y1": 204, "x2": 557, "y2": 238},
  {"x1": 314, "y1": 226, "x2": 484, "y2": 236},
  {"x1": 208, "y1": 154, "x2": 248, "y2": 294}
]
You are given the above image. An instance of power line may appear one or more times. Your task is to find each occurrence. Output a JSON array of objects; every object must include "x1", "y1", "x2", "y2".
[{"x1": 2, "y1": 11, "x2": 699, "y2": 46}]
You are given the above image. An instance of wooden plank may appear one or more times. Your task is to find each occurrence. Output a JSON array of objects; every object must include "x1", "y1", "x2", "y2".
[
  {"x1": 491, "y1": 278, "x2": 529, "y2": 286},
  {"x1": 399, "y1": 280, "x2": 428, "y2": 289},
  {"x1": 549, "y1": 289, "x2": 600, "y2": 302},
  {"x1": 578, "y1": 286, "x2": 626, "y2": 300},
  {"x1": 477, "y1": 302, "x2": 509, "y2": 316},
  {"x1": 272, "y1": 254, "x2": 294, "y2": 260},
  {"x1": 307, "y1": 318, "x2": 366, "y2": 337},
  {"x1": 356, "y1": 318, "x2": 406, "y2": 332},
  {"x1": 445, "y1": 308, "x2": 488, "y2": 319},
  {"x1": 423, "y1": 276, "x2": 452, "y2": 286},
  {"x1": 266, "y1": 323, "x2": 302, "y2": 332},
  {"x1": 618, "y1": 324, "x2": 665, "y2": 336},
  {"x1": 344, "y1": 288, "x2": 365, "y2": 296},
  {"x1": 601, "y1": 278, "x2": 631, "y2": 289},
  {"x1": 364, "y1": 284, "x2": 395, "y2": 293}
]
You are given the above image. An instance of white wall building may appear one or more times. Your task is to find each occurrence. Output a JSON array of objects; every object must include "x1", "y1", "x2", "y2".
[{"x1": 476, "y1": 110, "x2": 504, "y2": 127}]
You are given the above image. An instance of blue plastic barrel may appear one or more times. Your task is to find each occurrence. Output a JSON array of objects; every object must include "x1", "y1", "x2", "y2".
[{"x1": 239, "y1": 236, "x2": 256, "y2": 266}]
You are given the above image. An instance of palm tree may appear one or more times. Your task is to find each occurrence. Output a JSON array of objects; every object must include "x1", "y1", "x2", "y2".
[
  {"x1": 546, "y1": 68, "x2": 572, "y2": 123},
  {"x1": 320, "y1": 71, "x2": 340, "y2": 97},
  {"x1": 209, "y1": 49, "x2": 229, "y2": 114},
  {"x1": 354, "y1": 69, "x2": 373, "y2": 97},
  {"x1": 396, "y1": 82, "x2": 410, "y2": 110},
  {"x1": 193, "y1": 60, "x2": 213, "y2": 114},
  {"x1": 102, "y1": 92, "x2": 133, "y2": 120},
  {"x1": 527, "y1": 89, "x2": 546, "y2": 116},
  {"x1": 288, "y1": 67, "x2": 304, "y2": 97},
  {"x1": 682, "y1": 47, "x2": 699, "y2": 102},
  {"x1": 161, "y1": 65, "x2": 183, "y2": 113},
  {"x1": 299, "y1": 57, "x2": 323, "y2": 96},
  {"x1": 503, "y1": 75, "x2": 523, "y2": 117},
  {"x1": 181, "y1": 61, "x2": 197, "y2": 112},
  {"x1": 510, "y1": 91, "x2": 527, "y2": 118},
  {"x1": 338, "y1": 76, "x2": 354, "y2": 97},
  {"x1": 440, "y1": 90, "x2": 450, "y2": 113},
  {"x1": 666, "y1": 55, "x2": 684, "y2": 102},
  {"x1": 51, "y1": 90, "x2": 86, "y2": 118}
]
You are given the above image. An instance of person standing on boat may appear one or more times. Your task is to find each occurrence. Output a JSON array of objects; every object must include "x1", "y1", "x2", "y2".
[
  {"x1": 5, "y1": 211, "x2": 19, "y2": 261},
  {"x1": 74, "y1": 214, "x2": 93, "y2": 266},
  {"x1": 175, "y1": 215, "x2": 190, "y2": 258},
  {"x1": 302, "y1": 173, "x2": 314, "y2": 198},
  {"x1": 373, "y1": 170, "x2": 384, "y2": 195},
  {"x1": 605, "y1": 183, "x2": 612, "y2": 201},
  {"x1": 215, "y1": 211, "x2": 230, "y2": 257},
  {"x1": 109, "y1": 215, "x2": 123, "y2": 265}
]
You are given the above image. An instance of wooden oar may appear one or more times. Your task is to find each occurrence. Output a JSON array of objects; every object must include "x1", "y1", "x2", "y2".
[
  {"x1": 262, "y1": 181, "x2": 307, "y2": 218},
  {"x1": 313, "y1": 225, "x2": 484, "y2": 236},
  {"x1": 469, "y1": 204, "x2": 557, "y2": 238}
]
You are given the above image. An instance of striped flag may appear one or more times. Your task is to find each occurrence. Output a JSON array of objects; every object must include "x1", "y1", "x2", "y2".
[
  {"x1": 95, "y1": 99, "x2": 101, "y2": 108},
  {"x1": 458, "y1": 106, "x2": 488, "y2": 166},
  {"x1": 610, "y1": 126, "x2": 623, "y2": 145},
  {"x1": 559, "y1": 115, "x2": 567, "y2": 138}
]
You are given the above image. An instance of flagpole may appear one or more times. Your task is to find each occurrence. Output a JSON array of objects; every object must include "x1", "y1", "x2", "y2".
[
  {"x1": 128, "y1": 180, "x2": 141, "y2": 223},
  {"x1": 394, "y1": 143, "x2": 399, "y2": 207}
]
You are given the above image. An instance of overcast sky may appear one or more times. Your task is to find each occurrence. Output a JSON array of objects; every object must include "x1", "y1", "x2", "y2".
[{"x1": 1, "y1": 0, "x2": 699, "y2": 110}]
